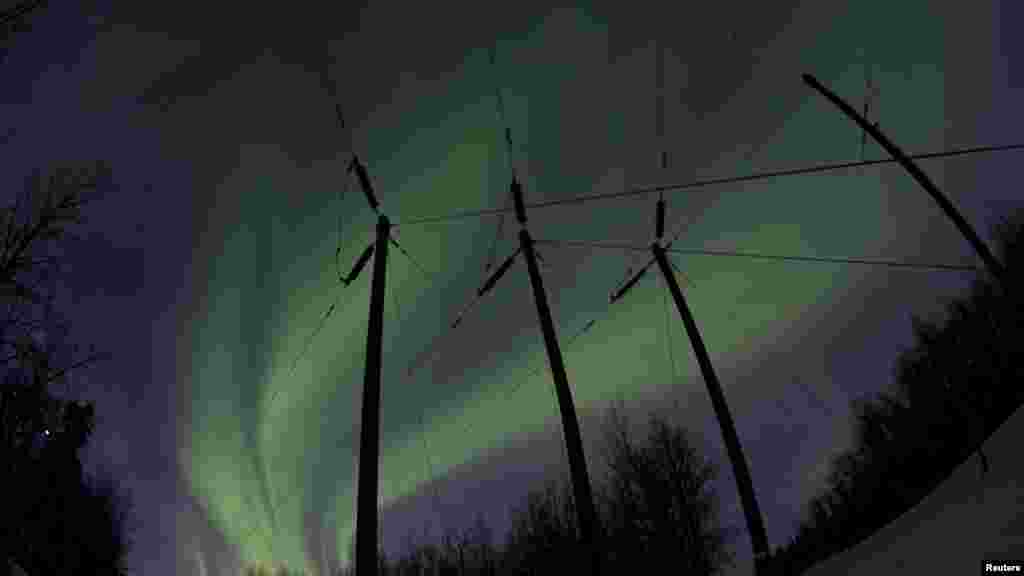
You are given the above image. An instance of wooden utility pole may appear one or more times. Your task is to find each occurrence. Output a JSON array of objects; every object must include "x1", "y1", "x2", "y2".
[
  {"x1": 479, "y1": 46, "x2": 599, "y2": 569},
  {"x1": 650, "y1": 242, "x2": 772, "y2": 574},
  {"x1": 608, "y1": 196, "x2": 772, "y2": 573},
  {"x1": 513, "y1": 177, "x2": 602, "y2": 575},
  {"x1": 804, "y1": 72, "x2": 1000, "y2": 477},
  {"x1": 355, "y1": 213, "x2": 390, "y2": 576},
  {"x1": 802, "y1": 73, "x2": 1006, "y2": 284},
  {"x1": 340, "y1": 149, "x2": 389, "y2": 576}
]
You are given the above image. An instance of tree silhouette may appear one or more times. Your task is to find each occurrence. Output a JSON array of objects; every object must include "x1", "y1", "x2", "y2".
[
  {"x1": 596, "y1": 405, "x2": 734, "y2": 574},
  {"x1": 503, "y1": 480, "x2": 579, "y2": 574},
  {"x1": 775, "y1": 207, "x2": 1024, "y2": 574},
  {"x1": 378, "y1": 403, "x2": 733, "y2": 575},
  {"x1": 1, "y1": 161, "x2": 132, "y2": 575},
  {"x1": 1, "y1": 0, "x2": 48, "y2": 64}
]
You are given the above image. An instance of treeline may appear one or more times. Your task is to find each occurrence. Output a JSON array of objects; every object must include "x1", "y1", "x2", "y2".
[
  {"x1": 1, "y1": 163, "x2": 132, "y2": 575},
  {"x1": 334, "y1": 407, "x2": 736, "y2": 576},
  {"x1": 4, "y1": 12, "x2": 133, "y2": 573},
  {"x1": 772, "y1": 209, "x2": 1024, "y2": 574}
]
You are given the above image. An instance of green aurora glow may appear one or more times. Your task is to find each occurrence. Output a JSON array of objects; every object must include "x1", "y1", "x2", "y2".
[{"x1": 184, "y1": 3, "x2": 954, "y2": 573}]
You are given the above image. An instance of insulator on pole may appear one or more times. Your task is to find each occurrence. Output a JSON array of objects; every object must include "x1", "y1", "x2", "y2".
[
  {"x1": 478, "y1": 248, "x2": 520, "y2": 297},
  {"x1": 511, "y1": 176, "x2": 527, "y2": 225},
  {"x1": 343, "y1": 243, "x2": 375, "y2": 285},
  {"x1": 656, "y1": 198, "x2": 666, "y2": 241},
  {"x1": 349, "y1": 155, "x2": 380, "y2": 213},
  {"x1": 610, "y1": 263, "x2": 650, "y2": 303}
]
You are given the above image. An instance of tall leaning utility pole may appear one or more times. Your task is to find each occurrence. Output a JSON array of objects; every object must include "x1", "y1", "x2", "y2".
[
  {"x1": 803, "y1": 72, "x2": 1003, "y2": 475},
  {"x1": 649, "y1": 42, "x2": 771, "y2": 569},
  {"x1": 650, "y1": 243, "x2": 771, "y2": 574},
  {"x1": 802, "y1": 73, "x2": 1006, "y2": 284},
  {"x1": 472, "y1": 42, "x2": 600, "y2": 573},
  {"x1": 513, "y1": 176, "x2": 602, "y2": 575},
  {"x1": 609, "y1": 199, "x2": 773, "y2": 575}
]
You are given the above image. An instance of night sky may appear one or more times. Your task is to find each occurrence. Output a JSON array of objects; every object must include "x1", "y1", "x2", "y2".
[{"x1": 3, "y1": 1, "x2": 1022, "y2": 574}]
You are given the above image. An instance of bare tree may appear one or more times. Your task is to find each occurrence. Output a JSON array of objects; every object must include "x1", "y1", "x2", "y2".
[
  {"x1": 380, "y1": 401, "x2": 734, "y2": 575},
  {"x1": 1, "y1": 161, "x2": 130, "y2": 575},
  {"x1": 598, "y1": 405, "x2": 734, "y2": 574},
  {"x1": 778, "y1": 207, "x2": 1024, "y2": 574},
  {"x1": 1, "y1": 0, "x2": 48, "y2": 63}
]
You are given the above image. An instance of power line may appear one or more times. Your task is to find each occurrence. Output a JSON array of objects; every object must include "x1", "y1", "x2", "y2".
[
  {"x1": 409, "y1": 243, "x2": 608, "y2": 408},
  {"x1": 390, "y1": 232, "x2": 522, "y2": 394},
  {"x1": 265, "y1": 234, "x2": 389, "y2": 417},
  {"x1": 393, "y1": 143, "x2": 1024, "y2": 227},
  {"x1": 661, "y1": 274, "x2": 679, "y2": 387},
  {"x1": 504, "y1": 242, "x2": 623, "y2": 396},
  {"x1": 485, "y1": 43, "x2": 514, "y2": 274},
  {"x1": 389, "y1": 234, "x2": 432, "y2": 279},
  {"x1": 512, "y1": 314, "x2": 600, "y2": 394},
  {"x1": 533, "y1": 238, "x2": 983, "y2": 273},
  {"x1": 265, "y1": 281, "x2": 351, "y2": 417},
  {"x1": 385, "y1": 248, "x2": 450, "y2": 518},
  {"x1": 371, "y1": 140, "x2": 990, "y2": 415},
  {"x1": 422, "y1": 227, "x2": 980, "y2": 426},
  {"x1": 320, "y1": 54, "x2": 359, "y2": 281},
  {"x1": 401, "y1": 246, "x2": 521, "y2": 387},
  {"x1": 664, "y1": 247, "x2": 982, "y2": 272},
  {"x1": 334, "y1": 167, "x2": 352, "y2": 281},
  {"x1": 389, "y1": 230, "x2": 516, "y2": 383},
  {"x1": 387, "y1": 245, "x2": 402, "y2": 336},
  {"x1": 259, "y1": 63, "x2": 361, "y2": 419}
]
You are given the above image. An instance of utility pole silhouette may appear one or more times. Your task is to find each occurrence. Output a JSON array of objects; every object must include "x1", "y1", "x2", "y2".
[
  {"x1": 513, "y1": 177, "x2": 602, "y2": 575},
  {"x1": 464, "y1": 174, "x2": 602, "y2": 573},
  {"x1": 475, "y1": 45, "x2": 598, "y2": 573},
  {"x1": 638, "y1": 43, "x2": 770, "y2": 570},
  {"x1": 804, "y1": 72, "x2": 1002, "y2": 476},
  {"x1": 320, "y1": 55, "x2": 397, "y2": 574},
  {"x1": 343, "y1": 146, "x2": 390, "y2": 576},
  {"x1": 803, "y1": 74, "x2": 1005, "y2": 285},
  {"x1": 609, "y1": 200, "x2": 773, "y2": 575},
  {"x1": 651, "y1": 244, "x2": 772, "y2": 573}
]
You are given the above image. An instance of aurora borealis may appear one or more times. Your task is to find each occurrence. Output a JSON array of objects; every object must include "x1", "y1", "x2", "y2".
[
  {"x1": 4, "y1": 1, "x2": 1020, "y2": 574},
  {"x1": 182, "y1": 3, "x2": 960, "y2": 572}
]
